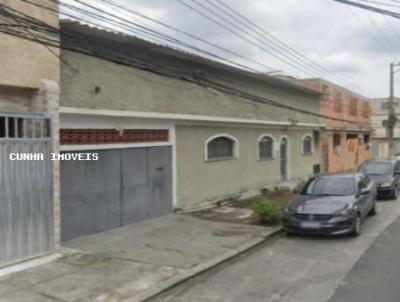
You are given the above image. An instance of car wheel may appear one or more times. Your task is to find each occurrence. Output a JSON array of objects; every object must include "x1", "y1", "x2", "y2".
[
  {"x1": 392, "y1": 188, "x2": 398, "y2": 200},
  {"x1": 368, "y1": 201, "x2": 378, "y2": 216},
  {"x1": 350, "y1": 215, "x2": 362, "y2": 237}
]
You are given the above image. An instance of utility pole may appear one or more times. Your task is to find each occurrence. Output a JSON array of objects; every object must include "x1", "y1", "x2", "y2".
[{"x1": 388, "y1": 62, "x2": 400, "y2": 156}]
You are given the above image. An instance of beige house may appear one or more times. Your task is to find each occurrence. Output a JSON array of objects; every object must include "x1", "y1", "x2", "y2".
[
  {"x1": 59, "y1": 21, "x2": 323, "y2": 240},
  {"x1": 0, "y1": 0, "x2": 60, "y2": 267},
  {"x1": 371, "y1": 98, "x2": 400, "y2": 157}
]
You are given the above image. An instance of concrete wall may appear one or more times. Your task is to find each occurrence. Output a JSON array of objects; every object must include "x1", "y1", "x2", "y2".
[
  {"x1": 60, "y1": 50, "x2": 321, "y2": 125},
  {"x1": 176, "y1": 125, "x2": 321, "y2": 210},
  {"x1": 59, "y1": 25, "x2": 323, "y2": 212},
  {"x1": 0, "y1": 0, "x2": 59, "y2": 88}
]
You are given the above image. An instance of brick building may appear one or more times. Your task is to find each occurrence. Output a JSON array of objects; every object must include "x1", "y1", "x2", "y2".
[{"x1": 296, "y1": 79, "x2": 372, "y2": 172}]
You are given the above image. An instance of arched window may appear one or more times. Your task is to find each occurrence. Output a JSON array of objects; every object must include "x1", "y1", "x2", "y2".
[
  {"x1": 206, "y1": 134, "x2": 238, "y2": 160},
  {"x1": 258, "y1": 134, "x2": 275, "y2": 160},
  {"x1": 302, "y1": 134, "x2": 314, "y2": 155}
]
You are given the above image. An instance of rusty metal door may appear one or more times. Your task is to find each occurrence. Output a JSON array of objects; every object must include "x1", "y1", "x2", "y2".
[{"x1": 0, "y1": 113, "x2": 53, "y2": 267}]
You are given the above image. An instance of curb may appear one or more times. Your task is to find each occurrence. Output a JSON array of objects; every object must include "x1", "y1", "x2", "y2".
[{"x1": 124, "y1": 227, "x2": 284, "y2": 302}]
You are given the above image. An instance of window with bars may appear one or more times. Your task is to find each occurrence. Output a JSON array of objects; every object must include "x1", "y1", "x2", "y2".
[
  {"x1": 302, "y1": 135, "x2": 313, "y2": 155},
  {"x1": 259, "y1": 136, "x2": 274, "y2": 160},
  {"x1": 0, "y1": 114, "x2": 51, "y2": 140},
  {"x1": 207, "y1": 136, "x2": 236, "y2": 160}
]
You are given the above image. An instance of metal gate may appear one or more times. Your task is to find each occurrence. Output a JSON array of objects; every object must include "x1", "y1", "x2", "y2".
[
  {"x1": 0, "y1": 113, "x2": 53, "y2": 267},
  {"x1": 61, "y1": 146, "x2": 172, "y2": 241}
]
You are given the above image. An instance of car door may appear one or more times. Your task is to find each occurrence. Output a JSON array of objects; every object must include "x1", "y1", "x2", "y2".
[
  {"x1": 362, "y1": 175, "x2": 375, "y2": 214},
  {"x1": 356, "y1": 176, "x2": 370, "y2": 218},
  {"x1": 393, "y1": 161, "x2": 400, "y2": 190}
]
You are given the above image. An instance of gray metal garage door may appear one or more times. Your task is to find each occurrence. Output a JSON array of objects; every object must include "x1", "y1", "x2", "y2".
[{"x1": 60, "y1": 146, "x2": 172, "y2": 241}]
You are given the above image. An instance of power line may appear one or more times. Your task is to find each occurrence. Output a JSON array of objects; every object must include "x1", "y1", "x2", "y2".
[
  {"x1": 175, "y1": 0, "x2": 327, "y2": 80},
  {"x1": 0, "y1": 2, "x2": 372, "y2": 126},
  {"x1": 358, "y1": 0, "x2": 400, "y2": 8},
  {"x1": 385, "y1": 15, "x2": 400, "y2": 46},
  {"x1": 40, "y1": 0, "x2": 263, "y2": 73},
  {"x1": 348, "y1": 6, "x2": 393, "y2": 53},
  {"x1": 63, "y1": 0, "x2": 374, "y2": 97},
  {"x1": 63, "y1": 0, "x2": 372, "y2": 95},
  {"x1": 335, "y1": 0, "x2": 400, "y2": 18},
  {"x1": 95, "y1": 0, "x2": 277, "y2": 73},
  {"x1": 362, "y1": 9, "x2": 399, "y2": 51},
  {"x1": 208, "y1": 0, "x2": 374, "y2": 97}
]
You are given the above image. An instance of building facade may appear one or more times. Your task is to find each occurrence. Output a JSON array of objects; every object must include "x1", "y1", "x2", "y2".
[
  {"x1": 371, "y1": 98, "x2": 400, "y2": 157},
  {"x1": 0, "y1": 0, "x2": 60, "y2": 267},
  {"x1": 296, "y1": 79, "x2": 372, "y2": 172},
  {"x1": 59, "y1": 21, "x2": 323, "y2": 240}
]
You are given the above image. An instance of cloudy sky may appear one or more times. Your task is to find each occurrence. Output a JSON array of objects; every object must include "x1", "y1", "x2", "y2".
[{"x1": 63, "y1": 0, "x2": 400, "y2": 98}]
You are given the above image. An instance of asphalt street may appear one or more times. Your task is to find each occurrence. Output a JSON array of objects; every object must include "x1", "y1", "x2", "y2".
[
  {"x1": 151, "y1": 199, "x2": 400, "y2": 302},
  {"x1": 329, "y1": 215, "x2": 400, "y2": 302}
]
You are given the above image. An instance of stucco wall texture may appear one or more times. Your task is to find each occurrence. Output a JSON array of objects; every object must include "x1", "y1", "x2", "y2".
[
  {"x1": 59, "y1": 26, "x2": 324, "y2": 210},
  {"x1": 60, "y1": 50, "x2": 321, "y2": 125},
  {"x1": 0, "y1": 0, "x2": 59, "y2": 88},
  {"x1": 176, "y1": 126, "x2": 321, "y2": 210}
]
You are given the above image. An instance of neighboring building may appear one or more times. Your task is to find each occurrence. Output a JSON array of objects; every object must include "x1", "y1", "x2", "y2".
[
  {"x1": 370, "y1": 98, "x2": 400, "y2": 157},
  {"x1": 0, "y1": 1, "x2": 59, "y2": 267},
  {"x1": 59, "y1": 21, "x2": 323, "y2": 240},
  {"x1": 296, "y1": 79, "x2": 372, "y2": 172}
]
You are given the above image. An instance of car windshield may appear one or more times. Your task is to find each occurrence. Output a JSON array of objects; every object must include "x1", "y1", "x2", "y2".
[
  {"x1": 301, "y1": 177, "x2": 356, "y2": 196},
  {"x1": 359, "y1": 162, "x2": 392, "y2": 175}
]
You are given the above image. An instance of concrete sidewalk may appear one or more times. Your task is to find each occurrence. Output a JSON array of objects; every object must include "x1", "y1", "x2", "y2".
[{"x1": 0, "y1": 214, "x2": 281, "y2": 302}]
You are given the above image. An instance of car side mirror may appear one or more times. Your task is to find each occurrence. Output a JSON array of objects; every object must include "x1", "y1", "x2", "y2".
[{"x1": 360, "y1": 188, "x2": 370, "y2": 195}]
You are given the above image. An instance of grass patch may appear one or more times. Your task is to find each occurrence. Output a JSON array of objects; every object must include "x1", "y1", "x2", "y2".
[
  {"x1": 253, "y1": 197, "x2": 281, "y2": 224},
  {"x1": 229, "y1": 190, "x2": 294, "y2": 225}
]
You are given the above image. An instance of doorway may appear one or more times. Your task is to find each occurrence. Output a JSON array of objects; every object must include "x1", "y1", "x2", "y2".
[{"x1": 280, "y1": 137, "x2": 289, "y2": 181}]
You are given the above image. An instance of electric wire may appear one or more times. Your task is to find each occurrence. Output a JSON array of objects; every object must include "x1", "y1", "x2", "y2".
[{"x1": 0, "y1": 2, "x2": 372, "y2": 126}]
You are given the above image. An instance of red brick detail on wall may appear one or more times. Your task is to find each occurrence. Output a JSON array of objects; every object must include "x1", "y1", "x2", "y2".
[{"x1": 60, "y1": 129, "x2": 169, "y2": 145}]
